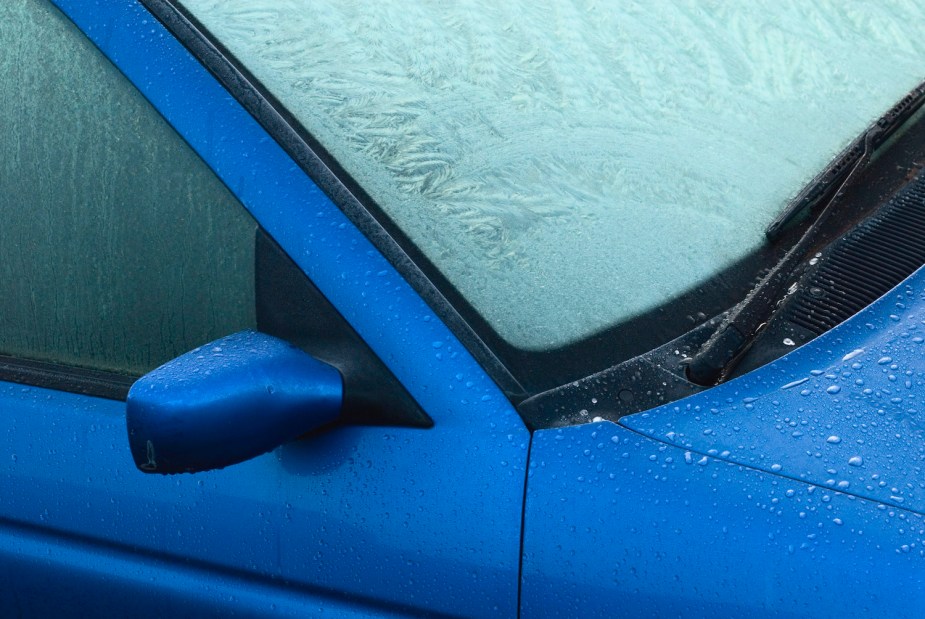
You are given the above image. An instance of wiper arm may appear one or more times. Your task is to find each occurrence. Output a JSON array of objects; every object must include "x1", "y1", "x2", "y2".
[
  {"x1": 687, "y1": 84, "x2": 925, "y2": 386},
  {"x1": 767, "y1": 85, "x2": 925, "y2": 240}
]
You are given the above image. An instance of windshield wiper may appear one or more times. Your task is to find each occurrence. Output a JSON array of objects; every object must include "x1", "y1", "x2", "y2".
[
  {"x1": 687, "y1": 83, "x2": 925, "y2": 386},
  {"x1": 766, "y1": 84, "x2": 925, "y2": 241}
]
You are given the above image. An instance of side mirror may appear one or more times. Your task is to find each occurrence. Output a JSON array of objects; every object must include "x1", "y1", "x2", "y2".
[{"x1": 126, "y1": 330, "x2": 342, "y2": 474}]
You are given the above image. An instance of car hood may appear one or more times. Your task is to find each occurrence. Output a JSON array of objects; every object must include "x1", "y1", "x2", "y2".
[{"x1": 622, "y1": 265, "x2": 925, "y2": 514}]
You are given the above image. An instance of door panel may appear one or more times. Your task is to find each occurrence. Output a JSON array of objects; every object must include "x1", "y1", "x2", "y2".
[
  {"x1": 1, "y1": 383, "x2": 524, "y2": 615},
  {"x1": 0, "y1": 515, "x2": 406, "y2": 618}
]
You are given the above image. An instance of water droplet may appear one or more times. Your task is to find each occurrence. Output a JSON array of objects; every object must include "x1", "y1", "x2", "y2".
[
  {"x1": 771, "y1": 463, "x2": 782, "y2": 472},
  {"x1": 842, "y1": 348, "x2": 864, "y2": 362},
  {"x1": 848, "y1": 456, "x2": 863, "y2": 467},
  {"x1": 826, "y1": 435, "x2": 841, "y2": 444},
  {"x1": 878, "y1": 356, "x2": 893, "y2": 365},
  {"x1": 826, "y1": 385, "x2": 841, "y2": 394},
  {"x1": 783, "y1": 338, "x2": 796, "y2": 346},
  {"x1": 782, "y1": 377, "x2": 810, "y2": 390}
]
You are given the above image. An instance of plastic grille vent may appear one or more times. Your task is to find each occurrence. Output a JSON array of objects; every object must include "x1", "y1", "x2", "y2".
[{"x1": 787, "y1": 175, "x2": 925, "y2": 335}]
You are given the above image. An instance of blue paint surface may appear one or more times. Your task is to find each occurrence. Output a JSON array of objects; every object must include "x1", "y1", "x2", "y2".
[
  {"x1": 522, "y1": 264, "x2": 925, "y2": 616},
  {"x1": 0, "y1": 1, "x2": 530, "y2": 615},
  {"x1": 623, "y1": 267, "x2": 925, "y2": 514},
  {"x1": 0, "y1": 518, "x2": 409, "y2": 617},
  {"x1": 2, "y1": 384, "x2": 526, "y2": 615},
  {"x1": 524, "y1": 423, "x2": 925, "y2": 617}
]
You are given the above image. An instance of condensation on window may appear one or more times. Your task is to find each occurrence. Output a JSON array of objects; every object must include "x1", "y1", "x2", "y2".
[
  {"x1": 0, "y1": 0, "x2": 256, "y2": 376},
  {"x1": 182, "y1": 0, "x2": 925, "y2": 350}
]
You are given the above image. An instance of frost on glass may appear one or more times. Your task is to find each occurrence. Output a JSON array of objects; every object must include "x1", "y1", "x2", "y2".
[
  {"x1": 182, "y1": 0, "x2": 925, "y2": 350},
  {"x1": 0, "y1": 0, "x2": 256, "y2": 375}
]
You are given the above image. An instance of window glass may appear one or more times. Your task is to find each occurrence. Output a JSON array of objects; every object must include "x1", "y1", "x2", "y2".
[
  {"x1": 0, "y1": 0, "x2": 256, "y2": 376},
  {"x1": 179, "y1": 0, "x2": 925, "y2": 350}
]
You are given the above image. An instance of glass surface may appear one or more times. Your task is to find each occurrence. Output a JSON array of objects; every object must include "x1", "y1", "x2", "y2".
[
  {"x1": 0, "y1": 0, "x2": 257, "y2": 375},
  {"x1": 181, "y1": 0, "x2": 925, "y2": 350}
]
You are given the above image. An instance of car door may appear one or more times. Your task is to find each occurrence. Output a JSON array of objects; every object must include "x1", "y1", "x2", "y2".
[{"x1": 0, "y1": 1, "x2": 529, "y2": 616}]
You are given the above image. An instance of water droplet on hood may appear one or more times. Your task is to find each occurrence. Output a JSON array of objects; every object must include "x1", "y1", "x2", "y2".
[{"x1": 842, "y1": 348, "x2": 864, "y2": 362}]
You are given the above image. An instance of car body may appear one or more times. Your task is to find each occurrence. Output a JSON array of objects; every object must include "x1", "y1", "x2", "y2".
[{"x1": 1, "y1": 1, "x2": 924, "y2": 617}]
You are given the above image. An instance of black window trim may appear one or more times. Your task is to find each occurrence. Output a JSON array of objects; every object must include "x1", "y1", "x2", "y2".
[
  {"x1": 8, "y1": 0, "x2": 818, "y2": 410},
  {"x1": 140, "y1": 0, "x2": 807, "y2": 406},
  {"x1": 0, "y1": 354, "x2": 136, "y2": 401}
]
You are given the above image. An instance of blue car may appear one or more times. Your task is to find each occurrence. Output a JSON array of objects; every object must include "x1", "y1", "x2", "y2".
[{"x1": 3, "y1": 0, "x2": 925, "y2": 616}]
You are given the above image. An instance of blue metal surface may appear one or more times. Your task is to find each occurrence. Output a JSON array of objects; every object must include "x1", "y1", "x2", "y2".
[
  {"x1": 623, "y1": 267, "x2": 925, "y2": 514},
  {"x1": 127, "y1": 331, "x2": 342, "y2": 474},
  {"x1": 0, "y1": 0, "x2": 530, "y2": 615},
  {"x1": 522, "y1": 264, "x2": 925, "y2": 616},
  {"x1": 523, "y1": 422, "x2": 925, "y2": 617},
  {"x1": 3, "y1": 383, "x2": 528, "y2": 616},
  {"x1": 0, "y1": 519, "x2": 410, "y2": 618}
]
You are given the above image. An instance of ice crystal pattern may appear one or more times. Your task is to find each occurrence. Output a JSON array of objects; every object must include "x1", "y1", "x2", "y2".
[{"x1": 182, "y1": 0, "x2": 925, "y2": 349}]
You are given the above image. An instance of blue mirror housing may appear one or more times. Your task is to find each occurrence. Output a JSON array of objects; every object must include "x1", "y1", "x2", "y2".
[{"x1": 126, "y1": 330, "x2": 342, "y2": 474}]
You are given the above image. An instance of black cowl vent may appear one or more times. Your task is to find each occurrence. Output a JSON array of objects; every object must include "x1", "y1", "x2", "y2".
[{"x1": 787, "y1": 175, "x2": 925, "y2": 334}]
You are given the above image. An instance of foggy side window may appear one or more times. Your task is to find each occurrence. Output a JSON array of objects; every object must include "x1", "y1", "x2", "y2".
[{"x1": 0, "y1": 0, "x2": 257, "y2": 377}]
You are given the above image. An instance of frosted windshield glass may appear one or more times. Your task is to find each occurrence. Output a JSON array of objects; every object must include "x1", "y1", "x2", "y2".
[{"x1": 182, "y1": 0, "x2": 925, "y2": 350}]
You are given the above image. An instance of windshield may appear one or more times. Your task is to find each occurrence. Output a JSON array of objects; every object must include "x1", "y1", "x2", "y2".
[{"x1": 179, "y1": 0, "x2": 925, "y2": 353}]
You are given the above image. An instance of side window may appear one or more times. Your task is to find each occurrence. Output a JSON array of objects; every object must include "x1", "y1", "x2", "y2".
[{"x1": 0, "y1": 0, "x2": 256, "y2": 387}]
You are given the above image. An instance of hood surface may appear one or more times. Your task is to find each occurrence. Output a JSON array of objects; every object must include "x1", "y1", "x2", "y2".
[{"x1": 623, "y1": 266, "x2": 925, "y2": 513}]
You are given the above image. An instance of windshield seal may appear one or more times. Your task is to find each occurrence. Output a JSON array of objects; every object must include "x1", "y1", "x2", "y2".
[
  {"x1": 142, "y1": 0, "x2": 814, "y2": 397},
  {"x1": 141, "y1": 0, "x2": 925, "y2": 404}
]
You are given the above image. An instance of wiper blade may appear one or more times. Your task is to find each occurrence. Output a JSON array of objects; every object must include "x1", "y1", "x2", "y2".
[
  {"x1": 687, "y1": 83, "x2": 925, "y2": 386},
  {"x1": 766, "y1": 84, "x2": 925, "y2": 241}
]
